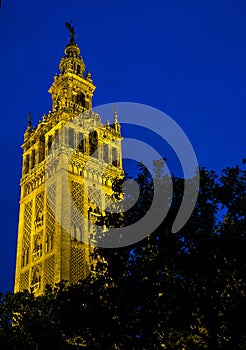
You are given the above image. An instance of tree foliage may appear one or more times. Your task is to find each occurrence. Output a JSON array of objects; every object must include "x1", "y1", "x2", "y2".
[{"x1": 0, "y1": 161, "x2": 246, "y2": 349}]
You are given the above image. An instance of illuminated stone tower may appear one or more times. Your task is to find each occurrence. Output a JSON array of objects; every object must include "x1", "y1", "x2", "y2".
[{"x1": 14, "y1": 25, "x2": 123, "y2": 295}]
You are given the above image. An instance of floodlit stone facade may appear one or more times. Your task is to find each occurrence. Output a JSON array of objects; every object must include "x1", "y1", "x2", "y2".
[{"x1": 14, "y1": 28, "x2": 123, "y2": 295}]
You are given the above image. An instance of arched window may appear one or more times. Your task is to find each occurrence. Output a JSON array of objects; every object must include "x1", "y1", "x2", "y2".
[
  {"x1": 30, "y1": 150, "x2": 35, "y2": 169},
  {"x1": 76, "y1": 227, "x2": 81, "y2": 242},
  {"x1": 68, "y1": 128, "x2": 75, "y2": 148},
  {"x1": 76, "y1": 92, "x2": 85, "y2": 108},
  {"x1": 78, "y1": 132, "x2": 84, "y2": 153},
  {"x1": 39, "y1": 133, "x2": 45, "y2": 143},
  {"x1": 35, "y1": 210, "x2": 43, "y2": 228},
  {"x1": 39, "y1": 145, "x2": 45, "y2": 163},
  {"x1": 45, "y1": 234, "x2": 53, "y2": 253},
  {"x1": 31, "y1": 267, "x2": 41, "y2": 290},
  {"x1": 112, "y1": 147, "x2": 119, "y2": 167},
  {"x1": 89, "y1": 131, "x2": 98, "y2": 157},
  {"x1": 21, "y1": 247, "x2": 29, "y2": 267},
  {"x1": 47, "y1": 135, "x2": 53, "y2": 154},
  {"x1": 54, "y1": 129, "x2": 59, "y2": 150},
  {"x1": 33, "y1": 234, "x2": 42, "y2": 260},
  {"x1": 24, "y1": 155, "x2": 29, "y2": 175},
  {"x1": 71, "y1": 224, "x2": 77, "y2": 241},
  {"x1": 79, "y1": 227, "x2": 83, "y2": 242}
]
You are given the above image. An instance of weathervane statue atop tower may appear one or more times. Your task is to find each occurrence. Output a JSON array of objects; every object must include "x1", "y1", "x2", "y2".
[{"x1": 65, "y1": 21, "x2": 75, "y2": 43}]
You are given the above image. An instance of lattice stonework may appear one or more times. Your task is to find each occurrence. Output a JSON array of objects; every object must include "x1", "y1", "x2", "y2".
[
  {"x1": 105, "y1": 194, "x2": 112, "y2": 210},
  {"x1": 35, "y1": 191, "x2": 44, "y2": 216},
  {"x1": 71, "y1": 181, "x2": 84, "y2": 226},
  {"x1": 23, "y1": 200, "x2": 33, "y2": 249},
  {"x1": 87, "y1": 187, "x2": 101, "y2": 209},
  {"x1": 70, "y1": 245, "x2": 85, "y2": 284},
  {"x1": 19, "y1": 270, "x2": 29, "y2": 291},
  {"x1": 44, "y1": 254, "x2": 55, "y2": 287},
  {"x1": 46, "y1": 184, "x2": 56, "y2": 239}
]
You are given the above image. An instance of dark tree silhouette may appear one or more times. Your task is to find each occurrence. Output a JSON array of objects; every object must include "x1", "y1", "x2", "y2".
[{"x1": 0, "y1": 161, "x2": 245, "y2": 349}]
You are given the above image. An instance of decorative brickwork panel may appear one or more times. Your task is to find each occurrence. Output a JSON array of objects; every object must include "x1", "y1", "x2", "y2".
[
  {"x1": 44, "y1": 254, "x2": 55, "y2": 287},
  {"x1": 71, "y1": 181, "x2": 84, "y2": 223},
  {"x1": 105, "y1": 194, "x2": 112, "y2": 211},
  {"x1": 35, "y1": 191, "x2": 44, "y2": 228},
  {"x1": 70, "y1": 245, "x2": 85, "y2": 284},
  {"x1": 47, "y1": 183, "x2": 56, "y2": 212},
  {"x1": 22, "y1": 200, "x2": 32, "y2": 251},
  {"x1": 35, "y1": 192, "x2": 44, "y2": 215},
  {"x1": 71, "y1": 181, "x2": 84, "y2": 240},
  {"x1": 46, "y1": 184, "x2": 56, "y2": 242},
  {"x1": 88, "y1": 187, "x2": 101, "y2": 209},
  {"x1": 19, "y1": 270, "x2": 29, "y2": 291}
]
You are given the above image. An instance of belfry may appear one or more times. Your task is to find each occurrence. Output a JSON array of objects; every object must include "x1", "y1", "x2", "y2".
[{"x1": 14, "y1": 24, "x2": 123, "y2": 295}]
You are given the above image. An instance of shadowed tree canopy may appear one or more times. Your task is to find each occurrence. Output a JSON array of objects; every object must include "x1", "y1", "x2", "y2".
[{"x1": 0, "y1": 160, "x2": 245, "y2": 349}]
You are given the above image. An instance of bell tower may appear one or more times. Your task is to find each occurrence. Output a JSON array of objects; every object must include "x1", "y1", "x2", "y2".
[
  {"x1": 14, "y1": 24, "x2": 123, "y2": 295},
  {"x1": 49, "y1": 26, "x2": 95, "y2": 114}
]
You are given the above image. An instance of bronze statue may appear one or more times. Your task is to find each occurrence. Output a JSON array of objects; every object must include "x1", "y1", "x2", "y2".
[
  {"x1": 27, "y1": 112, "x2": 32, "y2": 129},
  {"x1": 65, "y1": 21, "x2": 75, "y2": 43}
]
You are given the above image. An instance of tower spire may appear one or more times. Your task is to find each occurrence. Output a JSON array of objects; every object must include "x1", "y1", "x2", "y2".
[
  {"x1": 113, "y1": 104, "x2": 118, "y2": 123},
  {"x1": 113, "y1": 105, "x2": 121, "y2": 134}
]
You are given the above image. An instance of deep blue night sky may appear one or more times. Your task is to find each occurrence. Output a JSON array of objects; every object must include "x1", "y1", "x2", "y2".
[{"x1": 0, "y1": 0, "x2": 246, "y2": 292}]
